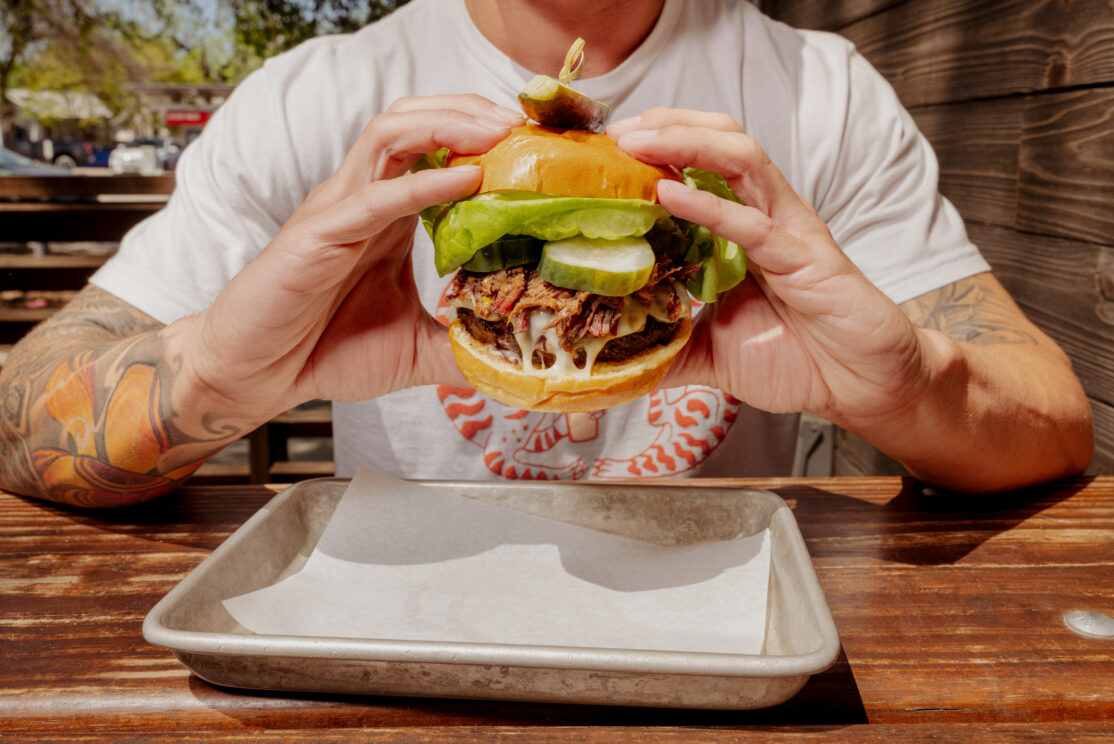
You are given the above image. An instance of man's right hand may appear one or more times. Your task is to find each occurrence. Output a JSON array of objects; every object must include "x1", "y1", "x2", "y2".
[{"x1": 171, "y1": 95, "x2": 525, "y2": 426}]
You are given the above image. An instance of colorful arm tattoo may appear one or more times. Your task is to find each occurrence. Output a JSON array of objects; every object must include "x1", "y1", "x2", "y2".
[{"x1": 0, "y1": 287, "x2": 243, "y2": 507}]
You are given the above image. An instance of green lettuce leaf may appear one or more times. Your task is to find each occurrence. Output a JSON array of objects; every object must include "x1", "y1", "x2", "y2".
[
  {"x1": 412, "y1": 150, "x2": 748, "y2": 301},
  {"x1": 411, "y1": 148, "x2": 451, "y2": 236},
  {"x1": 432, "y1": 192, "x2": 669, "y2": 276},
  {"x1": 411, "y1": 148, "x2": 449, "y2": 172},
  {"x1": 679, "y1": 168, "x2": 747, "y2": 304}
]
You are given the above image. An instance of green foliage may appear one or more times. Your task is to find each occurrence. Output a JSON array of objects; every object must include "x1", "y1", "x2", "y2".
[
  {"x1": 148, "y1": 0, "x2": 412, "y2": 84},
  {"x1": 1, "y1": 0, "x2": 411, "y2": 142},
  {"x1": 5, "y1": 10, "x2": 207, "y2": 127},
  {"x1": 2, "y1": 0, "x2": 121, "y2": 137},
  {"x1": 231, "y1": 0, "x2": 407, "y2": 60}
]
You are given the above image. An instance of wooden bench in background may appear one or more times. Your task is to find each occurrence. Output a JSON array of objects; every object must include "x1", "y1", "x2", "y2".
[{"x1": 0, "y1": 174, "x2": 333, "y2": 484}]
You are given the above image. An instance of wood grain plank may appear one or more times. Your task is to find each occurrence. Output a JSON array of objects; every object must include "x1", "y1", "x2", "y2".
[
  {"x1": 967, "y1": 221, "x2": 1114, "y2": 405},
  {"x1": 3, "y1": 723, "x2": 1114, "y2": 743},
  {"x1": 840, "y1": 0, "x2": 1114, "y2": 107},
  {"x1": 755, "y1": 0, "x2": 910, "y2": 31},
  {"x1": 1018, "y1": 88, "x2": 1114, "y2": 246},
  {"x1": 0, "y1": 174, "x2": 174, "y2": 200},
  {"x1": 909, "y1": 98, "x2": 1021, "y2": 228},
  {"x1": 0, "y1": 254, "x2": 111, "y2": 269},
  {"x1": 1088, "y1": 399, "x2": 1114, "y2": 474},
  {"x1": 0, "y1": 203, "x2": 163, "y2": 242},
  {"x1": 817, "y1": 568, "x2": 1114, "y2": 722},
  {"x1": 0, "y1": 308, "x2": 57, "y2": 322},
  {"x1": 3, "y1": 478, "x2": 1114, "y2": 733}
]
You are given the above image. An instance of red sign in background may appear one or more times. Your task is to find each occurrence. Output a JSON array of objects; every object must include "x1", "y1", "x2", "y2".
[{"x1": 165, "y1": 110, "x2": 211, "y2": 127}]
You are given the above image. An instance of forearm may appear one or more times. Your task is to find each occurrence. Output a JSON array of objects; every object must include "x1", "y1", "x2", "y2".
[
  {"x1": 841, "y1": 328, "x2": 1092, "y2": 492},
  {"x1": 841, "y1": 274, "x2": 1094, "y2": 492},
  {"x1": 0, "y1": 292, "x2": 260, "y2": 507}
]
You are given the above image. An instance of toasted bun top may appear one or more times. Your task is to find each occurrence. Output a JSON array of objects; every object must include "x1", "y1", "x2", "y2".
[{"x1": 448, "y1": 124, "x2": 677, "y2": 202}]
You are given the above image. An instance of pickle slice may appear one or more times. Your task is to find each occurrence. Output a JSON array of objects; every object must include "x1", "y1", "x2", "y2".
[
  {"x1": 517, "y1": 38, "x2": 612, "y2": 131},
  {"x1": 518, "y1": 75, "x2": 612, "y2": 131},
  {"x1": 462, "y1": 236, "x2": 543, "y2": 272},
  {"x1": 538, "y1": 236, "x2": 654, "y2": 296}
]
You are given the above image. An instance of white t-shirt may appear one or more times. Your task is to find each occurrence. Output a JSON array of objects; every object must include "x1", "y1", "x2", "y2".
[{"x1": 91, "y1": 0, "x2": 990, "y2": 481}]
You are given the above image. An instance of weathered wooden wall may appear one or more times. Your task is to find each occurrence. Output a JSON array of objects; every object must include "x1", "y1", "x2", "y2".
[{"x1": 756, "y1": 0, "x2": 1114, "y2": 478}]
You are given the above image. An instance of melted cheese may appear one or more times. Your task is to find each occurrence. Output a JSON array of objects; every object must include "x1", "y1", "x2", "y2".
[{"x1": 452, "y1": 281, "x2": 691, "y2": 378}]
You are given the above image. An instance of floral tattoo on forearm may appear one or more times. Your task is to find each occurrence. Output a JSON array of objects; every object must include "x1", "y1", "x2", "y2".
[{"x1": 0, "y1": 287, "x2": 241, "y2": 507}]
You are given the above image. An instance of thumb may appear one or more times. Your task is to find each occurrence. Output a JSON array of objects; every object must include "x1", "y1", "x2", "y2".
[
  {"x1": 414, "y1": 317, "x2": 469, "y2": 389},
  {"x1": 660, "y1": 316, "x2": 715, "y2": 390}
]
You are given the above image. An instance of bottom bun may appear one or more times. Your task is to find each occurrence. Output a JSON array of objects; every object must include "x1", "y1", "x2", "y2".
[{"x1": 449, "y1": 317, "x2": 692, "y2": 412}]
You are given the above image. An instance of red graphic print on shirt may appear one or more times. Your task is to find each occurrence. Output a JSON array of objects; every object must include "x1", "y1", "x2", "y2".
[
  {"x1": 434, "y1": 283, "x2": 739, "y2": 480},
  {"x1": 437, "y1": 385, "x2": 741, "y2": 480}
]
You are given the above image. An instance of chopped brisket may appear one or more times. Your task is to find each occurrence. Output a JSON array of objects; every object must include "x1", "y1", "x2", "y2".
[
  {"x1": 447, "y1": 267, "x2": 528, "y2": 320},
  {"x1": 448, "y1": 254, "x2": 699, "y2": 368},
  {"x1": 448, "y1": 255, "x2": 697, "y2": 351}
]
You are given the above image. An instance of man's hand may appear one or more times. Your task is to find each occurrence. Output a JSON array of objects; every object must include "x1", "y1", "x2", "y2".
[
  {"x1": 610, "y1": 108, "x2": 927, "y2": 424},
  {"x1": 610, "y1": 108, "x2": 1092, "y2": 491},
  {"x1": 172, "y1": 95, "x2": 525, "y2": 425}
]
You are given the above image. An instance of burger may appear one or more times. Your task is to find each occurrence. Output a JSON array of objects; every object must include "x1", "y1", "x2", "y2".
[{"x1": 419, "y1": 123, "x2": 746, "y2": 412}]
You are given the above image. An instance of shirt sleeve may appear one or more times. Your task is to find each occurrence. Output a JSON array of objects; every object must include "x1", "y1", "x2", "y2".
[
  {"x1": 90, "y1": 63, "x2": 306, "y2": 325},
  {"x1": 795, "y1": 36, "x2": 990, "y2": 304}
]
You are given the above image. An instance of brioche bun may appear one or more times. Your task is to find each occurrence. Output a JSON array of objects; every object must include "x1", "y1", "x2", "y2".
[
  {"x1": 449, "y1": 123, "x2": 678, "y2": 201},
  {"x1": 441, "y1": 124, "x2": 693, "y2": 413},
  {"x1": 449, "y1": 317, "x2": 691, "y2": 413}
]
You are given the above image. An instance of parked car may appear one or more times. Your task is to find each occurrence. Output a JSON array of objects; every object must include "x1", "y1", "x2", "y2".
[
  {"x1": 108, "y1": 138, "x2": 181, "y2": 175},
  {"x1": 43, "y1": 140, "x2": 90, "y2": 168},
  {"x1": 0, "y1": 147, "x2": 71, "y2": 176},
  {"x1": 8, "y1": 129, "x2": 108, "y2": 168},
  {"x1": 88, "y1": 143, "x2": 116, "y2": 168}
]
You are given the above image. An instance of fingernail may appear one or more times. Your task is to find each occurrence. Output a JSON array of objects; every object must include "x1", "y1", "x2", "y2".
[
  {"x1": 492, "y1": 106, "x2": 526, "y2": 123},
  {"x1": 656, "y1": 179, "x2": 689, "y2": 197},
  {"x1": 618, "y1": 129, "x2": 658, "y2": 145},
  {"x1": 475, "y1": 114, "x2": 515, "y2": 130},
  {"x1": 425, "y1": 164, "x2": 481, "y2": 181},
  {"x1": 609, "y1": 115, "x2": 641, "y2": 132},
  {"x1": 444, "y1": 164, "x2": 482, "y2": 176}
]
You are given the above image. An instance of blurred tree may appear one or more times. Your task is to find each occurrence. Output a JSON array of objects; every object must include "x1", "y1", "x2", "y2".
[
  {"x1": 150, "y1": 0, "x2": 412, "y2": 83},
  {"x1": 1, "y1": 0, "x2": 410, "y2": 146},
  {"x1": 10, "y1": 23, "x2": 208, "y2": 125},
  {"x1": 0, "y1": 0, "x2": 106, "y2": 145},
  {"x1": 231, "y1": 0, "x2": 411, "y2": 58},
  {"x1": 2, "y1": 0, "x2": 210, "y2": 145}
]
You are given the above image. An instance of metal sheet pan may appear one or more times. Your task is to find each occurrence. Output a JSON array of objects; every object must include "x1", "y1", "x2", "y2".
[{"x1": 144, "y1": 478, "x2": 839, "y2": 709}]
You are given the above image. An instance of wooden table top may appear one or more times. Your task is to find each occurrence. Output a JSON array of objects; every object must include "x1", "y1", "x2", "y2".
[{"x1": 2, "y1": 476, "x2": 1113, "y2": 741}]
